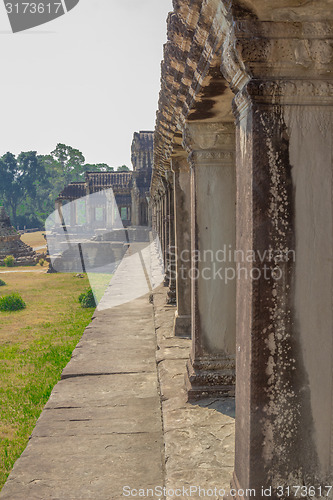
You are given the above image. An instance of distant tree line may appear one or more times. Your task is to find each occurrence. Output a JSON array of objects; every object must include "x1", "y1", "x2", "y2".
[{"x1": 0, "y1": 143, "x2": 130, "y2": 229}]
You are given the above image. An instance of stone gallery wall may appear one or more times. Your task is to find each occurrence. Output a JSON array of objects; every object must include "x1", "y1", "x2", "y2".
[{"x1": 151, "y1": 0, "x2": 333, "y2": 495}]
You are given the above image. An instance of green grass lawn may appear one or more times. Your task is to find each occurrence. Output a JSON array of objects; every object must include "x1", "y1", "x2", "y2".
[{"x1": 0, "y1": 271, "x2": 95, "y2": 490}]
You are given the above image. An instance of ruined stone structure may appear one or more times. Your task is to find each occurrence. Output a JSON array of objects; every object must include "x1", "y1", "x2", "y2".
[
  {"x1": 56, "y1": 131, "x2": 153, "y2": 228},
  {"x1": 0, "y1": 206, "x2": 37, "y2": 266},
  {"x1": 151, "y1": 0, "x2": 333, "y2": 496}
]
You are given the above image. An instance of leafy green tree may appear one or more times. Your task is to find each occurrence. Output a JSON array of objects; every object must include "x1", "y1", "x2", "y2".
[
  {"x1": 0, "y1": 143, "x2": 125, "y2": 229},
  {"x1": 84, "y1": 163, "x2": 114, "y2": 172},
  {"x1": 50, "y1": 143, "x2": 85, "y2": 184},
  {"x1": 0, "y1": 151, "x2": 45, "y2": 225}
]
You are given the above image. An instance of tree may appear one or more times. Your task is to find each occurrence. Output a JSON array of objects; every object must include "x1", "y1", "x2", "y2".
[
  {"x1": 117, "y1": 165, "x2": 130, "y2": 172},
  {"x1": 50, "y1": 143, "x2": 85, "y2": 184},
  {"x1": 84, "y1": 163, "x2": 114, "y2": 172},
  {"x1": 0, "y1": 151, "x2": 45, "y2": 225}
]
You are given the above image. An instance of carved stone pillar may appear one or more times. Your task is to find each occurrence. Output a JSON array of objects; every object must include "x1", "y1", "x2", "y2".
[
  {"x1": 183, "y1": 122, "x2": 236, "y2": 399},
  {"x1": 151, "y1": 200, "x2": 157, "y2": 235},
  {"x1": 171, "y1": 155, "x2": 191, "y2": 337},
  {"x1": 166, "y1": 178, "x2": 177, "y2": 304},
  {"x1": 131, "y1": 179, "x2": 140, "y2": 227},
  {"x1": 106, "y1": 191, "x2": 114, "y2": 229},
  {"x1": 70, "y1": 200, "x2": 77, "y2": 229},
  {"x1": 163, "y1": 184, "x2": 170, "y2": 287},
  {"x1": 156, "y1": 197, "x2": 160, "y2": 240},
  {"x1": 55, "y1": 200, "x2": 65, "y2": 229},
  {"x1": 158, "y1": 194, "x2": 163, "y2": 251},
  {"x1": 221, "y1": 18, "x2": 333, "y2": 496}
]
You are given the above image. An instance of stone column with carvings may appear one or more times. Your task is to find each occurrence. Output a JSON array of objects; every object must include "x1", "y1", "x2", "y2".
[
  {"x1": 163, "y1": 184, "x2": 170, "y2": 287},
  {"x1": 183, "y1": 122, "x2": 236, "y2": 400},
  {"x1": 159, "y1": 195, "x2": 163, "y2": 252},
  {"x1": 156, "y1": 196, "x2": 160, "y2": 241},
  {"x1": 221, "y1": 17, "x2": 333, "y2": 496},
  {"x1": 70, "y1": 200, "x2": 77, "y2": 229},
  {"x1": 106, "y1": 191, "x2": 114, "y2": 229},
  {"x1": 171, "y1": 155, "x2": 192, "y2": 337},
  {"x1": 166, "y1": 177, "x2": 177, "y2": 304}
]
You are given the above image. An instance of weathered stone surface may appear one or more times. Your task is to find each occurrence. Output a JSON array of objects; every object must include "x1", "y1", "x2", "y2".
[{"x1": 152, "y1": 0, "x2": 333, "y2": 494}]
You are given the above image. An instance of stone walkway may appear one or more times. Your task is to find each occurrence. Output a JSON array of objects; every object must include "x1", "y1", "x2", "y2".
[{"x1": 0, "y1": 246, "x2": 235, "y2": 500}]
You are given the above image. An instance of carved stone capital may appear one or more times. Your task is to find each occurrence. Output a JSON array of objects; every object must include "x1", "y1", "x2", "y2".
[
  {"x1": 182, "y1": 122, "x2": 235, "y2": 167},
  {"x1": 183, "y1": 122, "x2": 235, "y2": 150},
  {"x1": 189, "y1": 150, "x2": 235, "y2": 165},
  {"x1": 171, "y1": 156, "x2": 190, "y2": 174},
  {"x1": 222, "y1": 18, "x2": 333, "y2": 120}
]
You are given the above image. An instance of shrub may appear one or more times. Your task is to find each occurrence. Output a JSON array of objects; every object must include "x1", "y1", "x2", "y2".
[
  {"x1": 78, "y1": 288, "x2": 96, "y2": 308},
  {"x1": 0, "y1": 279, "x2": 6, "y2": 286},
  {"x1": 4, "y1": 255, "x2": 15, "y2": 267},
  {"x1": 0, "y1": 293, "x2": 26, "y2": 312},
  {"x1": 39, "y1": 258, "x2": 45, "y2": 267}
]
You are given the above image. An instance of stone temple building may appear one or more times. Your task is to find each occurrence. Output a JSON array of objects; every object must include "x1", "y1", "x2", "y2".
[
  {"x1": 0, "y1": 206, "x2": 37, "y2": 266},
  {"x1": 150, "y1": 0, "x2": 333, "y2": 497},
  {"x1": 56, "y1": 131, "x2": 153, "y2": 228}
]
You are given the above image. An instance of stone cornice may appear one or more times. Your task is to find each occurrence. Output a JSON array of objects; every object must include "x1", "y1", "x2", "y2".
[
  {"x1": 231, "y1": 78, "x2": 333, "y2": 122},
  {"x1": 235, "y1": 20, "x2": 333, "y2": 39},
  {"x1": 153, "y1": 1, "x2": 333, "y2": 193},
  {"x1": 222, "y1": 19, "x2": 333, "y2": 92}
]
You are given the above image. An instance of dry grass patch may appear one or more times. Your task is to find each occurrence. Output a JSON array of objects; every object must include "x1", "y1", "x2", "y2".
[
  {"x1": 20, "y1": 231, "x2": 46, "y2": 252},
  {"x1": 0, "y1": 271, "x2": 94, "y2": 489}
]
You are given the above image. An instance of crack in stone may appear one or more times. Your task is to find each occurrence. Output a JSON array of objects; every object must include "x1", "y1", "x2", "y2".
[
  {"x1": 61, "y1": 371, "x2": 151, "y2": 380},
  {"x1": 69, "y1": 419, "x2": 91, "y2": 422},
  {"x1": 45, "y1": 406, "x2": 82, "y2": 410}
]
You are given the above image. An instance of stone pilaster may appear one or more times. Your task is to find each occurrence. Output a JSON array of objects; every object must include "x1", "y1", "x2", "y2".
[
  {"x1": 221, "y1": 18, "x2": 333, "y2": 497},
  {"x1": 131, "y1": 186, "x2": 139, "y2": 226},
  {"x1": 163, "y1": 184, "x2": 170, "y2": 287},
  {"x1": 171, "y1": 155, "x2": 191, "y2": 338},
  {"x1": 55, "y1": 200, "x2": 66, "y2": 231},
  {"x1": 69, "y1": 201, "x2": 77, "y2": 229},
  {"x1": 106, "y1": 191, "x2": 114, "y2": 229},
  {"x1": 183, "y1": 121, "x2": 236, "y2": 400},
  {"x1": 166, "y1": 178, "x2": 177, "y2": 305},
  {"x1": 158, "y1": 194, "x2": 163, "y2": 251}
]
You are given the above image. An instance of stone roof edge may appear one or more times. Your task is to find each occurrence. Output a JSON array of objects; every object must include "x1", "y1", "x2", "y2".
[{"x1": 152, "y1": 0, "x2": 227, "y2": 193}]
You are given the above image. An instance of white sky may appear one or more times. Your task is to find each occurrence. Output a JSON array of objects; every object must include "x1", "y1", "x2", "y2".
[{"x1": 0, "y1": 0, "x2": 172, "y2": 169}]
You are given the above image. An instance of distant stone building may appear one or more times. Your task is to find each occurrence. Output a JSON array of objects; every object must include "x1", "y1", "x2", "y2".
[
  {"x1": 55, "y1": 131, "x2": 153, "y2": 228},
  {"x1": 0, "y1": 206, "x2": 37, "y2": 266}
]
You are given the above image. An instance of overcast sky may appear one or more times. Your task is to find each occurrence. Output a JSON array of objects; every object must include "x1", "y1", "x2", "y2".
[{"x1": 0, "y1": 0, "x2": 172, "y2": 169}]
